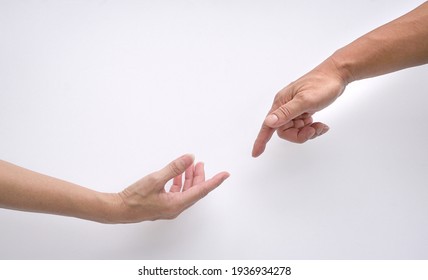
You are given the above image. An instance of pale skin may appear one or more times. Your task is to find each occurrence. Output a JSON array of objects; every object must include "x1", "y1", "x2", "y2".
[
  {"x1": 0, "y1": 154, "x2": 229, "y2": 223},
  {"x1": 252, "y1": 1, "x2": 428, "y2": 157},
  {"x1": 2, "y1": 3, "x2": 427, "y2": 223}
]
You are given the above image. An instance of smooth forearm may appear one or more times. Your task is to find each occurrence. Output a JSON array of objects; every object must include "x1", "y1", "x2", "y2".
[
  {"x1": 0, "y1": 156, "x2": 229, "y2": 224},
  {"x1": 324, "y1": 2, "x2": 428, "y2": 83},
  {"x1": 0, "y1": 160, "x2": 118, "y2": 223}
]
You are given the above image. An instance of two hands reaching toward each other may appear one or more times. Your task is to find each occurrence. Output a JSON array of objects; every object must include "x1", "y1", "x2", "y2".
[
  {"x1": 1, "y1": 2, "x2": 427, "y2": 223},
  {"x1": 0, "y1": 155, "x2": 229, "y2": 223}
]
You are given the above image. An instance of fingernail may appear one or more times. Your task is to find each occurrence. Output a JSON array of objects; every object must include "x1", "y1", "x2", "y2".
[
  {"x1": 265, "y1": 114, "x2": 278, "y2": 126},
  {"x1": 321, "y1": 125, "x2": 330, "y2": 135}
]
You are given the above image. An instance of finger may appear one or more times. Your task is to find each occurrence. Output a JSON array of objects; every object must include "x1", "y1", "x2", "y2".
[
  {"x1": 265, "y1": 99, "x2": 306, "y2": 128},
  {"x1": 179, "y1": 172, "x2": 230, "y2": 208},
  {"x1": 182, "y1": 163, "x2": 195, "y2": 191},
  {"x1": 155, "y1": 154, "x2": 195, "y2": 185},
  {"x1": 169, "y1": 174, "x2": 183, "y2": 192},
  {"x1": 299, "y1": 112, "x2": 312, "y2": 119},
  {"x1": 290, "y1": 115, "x2": 314, "y2": 129},
  {"x1": 277, "y1": 126, "x2": 316, "y2": 144},
  {"x1": 192, "y1": 162, "x2": 205, "y2": 186},
  {"x1": 276, "y1": 115, "x2": 313, "y2": 132},
  {"x1": 303, "y1": 116, "x2": 314, "y2": 125},
  {"x1": 253, "y1": 114, "x2": 313, "y2": 156},
  {"x1": 309, "y1": 122, "x2": 330, "y2": 139},
  {"x1": 292, "y1": 119, "x2": 305, "y2": 129},
  {"x1": 252, "y1": 124, "x2": 275, "y2": 157}
]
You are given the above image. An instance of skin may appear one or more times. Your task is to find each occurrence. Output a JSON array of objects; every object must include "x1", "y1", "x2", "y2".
[
  {"x1": 252, "y1": 1, "x2": 428, "y2": 157},
  {"x1": 0, "y1": 154, "x2": 229, "y2": 223}
]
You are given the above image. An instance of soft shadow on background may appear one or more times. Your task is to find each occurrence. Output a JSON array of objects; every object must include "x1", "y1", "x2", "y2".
[{"x1": 1, "y1": 0, "x2": 427, "y2": 259}]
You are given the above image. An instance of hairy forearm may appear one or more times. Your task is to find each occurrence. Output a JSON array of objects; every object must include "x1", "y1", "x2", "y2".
[
  {"x1": 0, "y1": 160, "x2": 117, "y2": 223},
  {"x1": 324, "y1": 2, "x2": 428, "y2": 83}
]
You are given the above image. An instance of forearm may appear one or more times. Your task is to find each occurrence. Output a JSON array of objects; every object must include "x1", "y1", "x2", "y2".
[
  {"x1": 0, "y1": 160, "x2": 117, "y2": 223},
  {"x1": 252, "y1": 2, "x2": 428, "y2": 153},
  {"x1": 323, "y1": 2, "x2": 428, "y2": 83}
]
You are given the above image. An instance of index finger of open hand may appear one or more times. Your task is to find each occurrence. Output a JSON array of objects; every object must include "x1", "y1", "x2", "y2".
[{"x1": 179, "y1": 172, "x2": 230, "y2": 208}]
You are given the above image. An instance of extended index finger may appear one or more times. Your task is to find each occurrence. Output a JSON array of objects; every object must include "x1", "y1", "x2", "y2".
[
  {"x1": 252, "y1": 93, "x2": 288, "y2": 157},
  {"x1": 252, "y1": 124, "x2": 275, "y2": 158}
]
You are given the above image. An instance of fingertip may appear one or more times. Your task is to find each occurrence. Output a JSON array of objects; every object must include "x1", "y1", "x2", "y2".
[
  {"x1": 252, "y1": 141, "x2": 265, "y2": 158},
  {"x1": 253, "y1": 123, "x2": 275, "y2": 157},
  {"x1": 220, "y1": 172, "x2": 231, "y2": 184},
  {"x1": 311, "y1": 125, "x2": 329, "y2": 139},
  {"x1": 194, "y1": 162, "x2": 205, "y2": 181},
  {"x1": 251, "y1": 147, "x2": 258, "y2": 157},
  {"x1": 311, "y1": 123, "x2": 329, "y2": 138},
  {"x1": 252, "y1": 149, "x2": 262, "y2": 158},
  {"x1": 322, "y1": 125, "x2": 330, "y2": 135},
  {"x1": 178, "y1": 153, "x2": 195, "y2": 169},
  {"x1": 211, "y1": 171, "x2": 230, "y2": 184},
  {"x1": 221, "y1": 171, "x2": 230, "y2": 180},
  {"x1": 180, "y1": 171, "x2": 230, "y2": 205},
  {"x1": 183, "y1": 153, "x2": 195, "y2": 162},
  {"x1": 159, "y1": 154, "x2": 195, "y2": 183}
]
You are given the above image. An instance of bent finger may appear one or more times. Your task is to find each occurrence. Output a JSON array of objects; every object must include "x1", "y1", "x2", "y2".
[
  {"x1": 169, "y1": 174, "x2": 183, "y2": 192},
  {"x1": 182, "y1": 164, "x2": 194, "y2": 191},
  {"x1": 155, "y1": 154, "x2": 194, "y2": 185},
  {"x1": 277, "y1": 126, "x2": 315, "y2": 143},
  {"x1": 192, "y1": 162, "x2": 205, "y2": 186},
  {"x1": 309, "y1": 122, "x2": 330, "y2": 139}
]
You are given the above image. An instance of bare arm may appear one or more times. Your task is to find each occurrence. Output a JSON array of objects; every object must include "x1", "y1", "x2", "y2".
[
  {"x1": 253, "y1": 2, "x2": 428, "y2": 157},
  {"x1": 0, "y1": 160, "x2": 114, "y2": 222},
  {"x1": 334, "y1": 1, "x2": 428, "y2": 83},
  {"x1": 0, "y1": 155, "x2": 229, "y2": 223}
]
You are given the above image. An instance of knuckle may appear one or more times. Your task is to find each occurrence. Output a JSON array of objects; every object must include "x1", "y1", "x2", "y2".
[
  {"x1": 295, "y1": 92, "x2": 316, "y2": 109},
  {"x1": 147, "y1": 173, "x2": 162, "y2": 186},
  {"x1": 200, "y1": 189, "x2": 210, "y2": 198},
  {"x1": 168, "y1": 161, "x2": 183, "y2": 177},
  {"x1": 293, "y1": 119, "x2": 304, "y2": 128},
  {"x1": 197, "y1": 185, "x2": 210, "y2": 198},
  {"x1": 276, "y1": 129, "x2": 306, "y2": 144},
  {"x1": 277, "y1": 105, "x2": 292, "y2": 119}
]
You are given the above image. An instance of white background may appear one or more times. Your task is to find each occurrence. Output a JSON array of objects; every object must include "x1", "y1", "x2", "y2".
[{"x1": 0, "y1": 0, "x2": 427, "y2": 259}]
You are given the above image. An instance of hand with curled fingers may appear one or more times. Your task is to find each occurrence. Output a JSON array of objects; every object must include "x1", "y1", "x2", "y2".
[
  {"x1": 114, "y1": 154, "x2": 229, "y2": 222},
  {"x1": 252, "y1": 63, "x2": 347, "y2": 157},
  {"x1": 252, "y1": 2, "x2": 428, "y2": 158}
]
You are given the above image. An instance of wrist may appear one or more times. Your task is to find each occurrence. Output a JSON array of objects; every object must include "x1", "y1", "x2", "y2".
[
  {"x1": 318, "y1": 50, "x2": 355, "y2": 85},
  {"x1": 92, "y1": 192, "x2": 125, "y2": 224}
]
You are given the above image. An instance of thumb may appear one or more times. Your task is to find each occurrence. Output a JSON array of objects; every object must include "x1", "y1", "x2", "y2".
[
  {"x1": 156, "y1": 154, "x2": 195, "y2": 184},
  {"x1": 264, "y1": 99, "x2": 305, "y2": 128}
]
